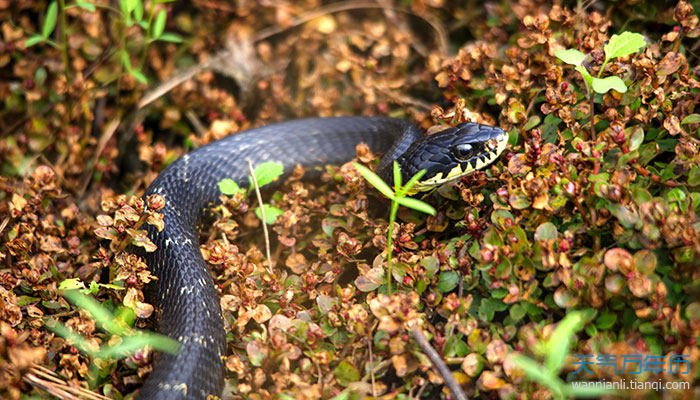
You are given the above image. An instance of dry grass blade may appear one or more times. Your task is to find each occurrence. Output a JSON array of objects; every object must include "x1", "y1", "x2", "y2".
[
  {"x1": 25, "y1": 365, "x2": 111, "y2": 400},
  {"x1": 138, "y1": 36, "x2": 260, "y2": 110}
]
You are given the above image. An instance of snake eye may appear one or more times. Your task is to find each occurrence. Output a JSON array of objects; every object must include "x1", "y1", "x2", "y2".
[{"x1": 452, "y1": 143, "x2": 474, "y2": 161}]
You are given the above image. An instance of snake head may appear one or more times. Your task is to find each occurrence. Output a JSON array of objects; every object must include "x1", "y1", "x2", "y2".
[{"x1": 398, "y1": 122, "x2": 507, "y2": 194}]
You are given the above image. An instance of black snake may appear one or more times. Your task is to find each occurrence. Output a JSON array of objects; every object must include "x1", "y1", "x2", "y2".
[{"x1": 136, "y1": 117, "x2": 506, "y2": 399}]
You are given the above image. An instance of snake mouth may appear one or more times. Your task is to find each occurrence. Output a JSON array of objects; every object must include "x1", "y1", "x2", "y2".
[{"x1": 408, "y1": 128, "x2": 507, "y2": 193}]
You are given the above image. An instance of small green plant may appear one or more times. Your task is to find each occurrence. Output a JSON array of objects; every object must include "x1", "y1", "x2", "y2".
[
  {"x1": 353, "y1": 161, "x2": 436, "y2": 293},
  {"x1": 25, "y1": 0, "x2": 182, "y2": 84},
  {"x1": 511, "y1": 311, "x2": 613, "y2": 399},
  {"x1": 555, "y1": 31, "x2": 646, "y2": 137},
  {"x1": 218, "y1": 161, "x2": 286, "y2": 224},
  {"x1": 47, "y1": 290, "x2": 179, "y2": 388},
  {"x1": 59, "y1": 277, "x2": 124, "y2": 296}
]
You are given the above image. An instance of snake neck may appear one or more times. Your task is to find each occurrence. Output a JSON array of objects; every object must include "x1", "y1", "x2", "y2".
[{"x1": 375, "y1": 123, "x2": 424, "y2": 188}]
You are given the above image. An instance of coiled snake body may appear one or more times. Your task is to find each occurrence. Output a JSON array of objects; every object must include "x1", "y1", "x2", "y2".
[{"x1": 137, "y1": 117, "x2": 506, "y2": 399}]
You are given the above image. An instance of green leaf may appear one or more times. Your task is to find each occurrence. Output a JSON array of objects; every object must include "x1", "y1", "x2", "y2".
[
  {"x1": 688, "y1": 167, "x2": 700, "y2": 186},
  {"x1": 152, "y1": 9, "x2": 166, "y2": 38},
  {"x1": 88, "y1": 281, "x2": 100, "y2": 295},
  {"x1": 400, "y1": 169, "x2": 427, "y2": 197},
  {"x1": 42, "y1": 1, "x2": 58, "y2": 38},
  {"x1": 120, "y1": 0, "x2": 139, "y2": 26},
  {"x1": 218, "y1": 178, "x2": 244, "y2": 195},
  {"x1": 545, "y1": 311, "x2": 584, "y2": 374},
  {"x1": 591, "y1": 76, "x2": 627, "y2": 94},
  {"x1": 334, "y1": 360, "x2": 360, "y2": 387},
  {"x1": 74, "y1": 1, "x2": 96, "y2": 12},
  {"x1": 45, "y1": 319, "x2": 99, "y2": 357},
  {"x1": 98, "y1": 283, "x2": 124, "y2": 291},
  {"x1": 129, "y1": 68, "x2": 148, "y2": 84},
  {"x1": 157, "y1": 32, "x2": 183, "y2": 43},
  {"x1": 353, "y1": 163, "x2": 395, "y2": 200},
  {"x1": 595, "y1": 311, "x2": 617, "y2": 330},
  {"x1": 98, "y1": 332, "x2": 179, "y2": 359},
  {"x1": 666, "y1": 188, "x2": 686, "y2": 203},
  {"x1": 509, "y1": 304, "x2": 526, "y2": 321},
  {"x1": 523, "y1": 115, "x2": 541, "y2": 130},
  {"x1": 534, "y1": 222, "x2": 558, "y2": 241},
  {"x1": 62, "y1": 290, "x2": 127, "y2": 335},
  {"x1": 120, "y1": 49, "x2": 132, "y2": 70},
  {"x1": 628, "y1": 126, "x2": 644, "y2": 151},
  {"x1": 554, "y1": 48, "x2": 585, "y2": 66},
  {"x1": 681, "y1": 114, "x2": 700, "y2": 124},
  {"x1": 249, "y1": 161, "x2": 284, "y2": 188},
  {"x1": 511, "y1": 355, "x2": 565, "y2": 398},
  {"x1": 420, "y1": 256, "x2": 439, "y2": 278},
  {"x1": 604, "y1": 32, "x2": 646, "y2": 61},
  {"x1": 255, "y1": 204, "x2": 284, "y2": 225},
  {"x1": 25, "y1": 34, "x2": 46, "y2": 47},
  {"x1": 394, "y1": 197, "x2": 436, "y2": 215},
  {"x1": 564, "y1": 383, "x2": 617, "y2": 398},
  {"x1": 59, "y1": 278, "x2": 86, "y2": 291},
  {"x1": 133, "y1": 0, "x2": 143, "y2": 23},
  {"x1": 392, "y1": 161, "x2": 402, "y2": 188},
  {"x1": 125, "y1": 0, "x2": 139, "y2": 12},
  {"x1": 437, "y1": 271, "x2": 459, "y2": 293}
]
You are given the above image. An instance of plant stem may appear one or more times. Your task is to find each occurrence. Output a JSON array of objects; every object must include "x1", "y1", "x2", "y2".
[
  {"x1": 596, "y1": 58, "x2": 608, "y2": 79},
  {"x1": 386, "y1": 200, "x2": 399, "y2": 294},
  {"x1": 140, "y1": 1, "x2": 157, "y2": 69},
  {"x1": 589, "y1": 92, "x2": 595, "y2": 139},
  {"x1": 59, "y1": 0, "x2": 70, "y2": 83},
  {"x1": 248, "y1": 160, "x2": 274, "y2": 275}
]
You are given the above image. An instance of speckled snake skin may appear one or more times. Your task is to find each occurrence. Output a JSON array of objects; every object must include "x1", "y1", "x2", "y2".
[{"x1": 136, "y1": 117, "x2": 505, "y2": 399}]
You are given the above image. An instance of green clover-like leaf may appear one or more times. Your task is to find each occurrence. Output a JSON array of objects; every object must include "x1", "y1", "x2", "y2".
[
  {"x1": 218, "y1": 178, "x2": 244, "y2": 196},
  {"x1": 554, "y1": 48, "x2": 585, "y2": 66},
  {"x1": 249, "y1": 161, "x2": 284, "y2": 188},
  {"x1": 591, "y1": 76, "x2": 627, "y2": 94},
  {"x1": 604, "y1": 31, "x2": 646, "y2": 61},
  {"x1": 255, "y1": 204, "x2": 284, "y2": 225}
]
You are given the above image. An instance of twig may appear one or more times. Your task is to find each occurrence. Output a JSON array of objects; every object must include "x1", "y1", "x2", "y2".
[
  {"x1": 589, "y1": 92, "x2": 596, "y2": 140},
  {"x1": 247, "y1": 160, "x2": 274, "y2": 274},
  {"x1": 185, "y1": 110, "x2": 207, "y2": 137},
  {"x1": 368, "y1": 338, "x2": 377, "y2": 396},
  {"x1": 409, "y1": 324, "x2": 468, "y2": 400},
  {"x1": 137, "y1": 63, "x2": 207, "y2": 109},
  {"x1": 631, "y1": 163, "x2": 681, "y2": 187}
]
